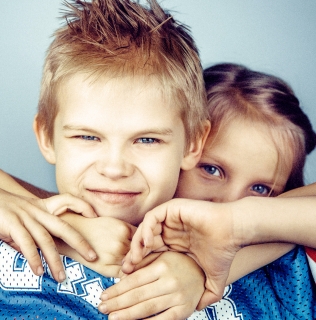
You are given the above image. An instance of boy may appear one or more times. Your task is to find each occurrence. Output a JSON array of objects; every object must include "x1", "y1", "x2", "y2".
[{"x1": 0, "y1": 0, "x2": 210, "y2": 318}]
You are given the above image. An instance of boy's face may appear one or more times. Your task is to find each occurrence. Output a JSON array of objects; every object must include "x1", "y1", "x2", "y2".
[
  {"x1": 175, "y1": 118, "x2": 292, "y2": 202},
  {"x1": 35, "y1": 74, "x2": 201, "y2": 226}
]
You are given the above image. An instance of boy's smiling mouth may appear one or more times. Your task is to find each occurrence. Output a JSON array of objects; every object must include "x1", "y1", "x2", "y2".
[{"x1": 86, "y1": 188, "x2": 141, "y2": 205}]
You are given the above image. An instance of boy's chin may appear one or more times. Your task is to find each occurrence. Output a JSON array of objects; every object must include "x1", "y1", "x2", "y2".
[{"x1": 92, "y1": 205, "x2": 144, "y2": 226}]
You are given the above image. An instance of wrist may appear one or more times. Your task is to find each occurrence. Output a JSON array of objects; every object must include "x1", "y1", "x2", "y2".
[{"x1": 230, "y1": 197, "x2": 268, "y2": 247}]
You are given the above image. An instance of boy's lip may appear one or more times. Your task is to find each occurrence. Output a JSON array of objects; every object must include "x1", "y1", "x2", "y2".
[{"x1": 86, "y1": 188, "x2": 141, "y2": 205}]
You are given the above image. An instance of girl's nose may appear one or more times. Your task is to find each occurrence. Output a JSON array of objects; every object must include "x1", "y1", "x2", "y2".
[{"x1": 211, "y1": 185, "x2": 244, "y2": 203}]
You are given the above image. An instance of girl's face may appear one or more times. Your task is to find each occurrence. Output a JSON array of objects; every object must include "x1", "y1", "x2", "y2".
[{"x1": 175, "y1": 118, "x2": 293, "y2": 202}]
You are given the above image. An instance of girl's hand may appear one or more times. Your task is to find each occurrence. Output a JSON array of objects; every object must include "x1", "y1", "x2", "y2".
[
  {"x1": 122, "y1": 198, "x2": 239, "y2": 307},
  {"x1": 99, "y1": 251, "x2": 205, "y2": 319},
  {"x1": 0, "y1": 189, "x2": 97, "y2": 282}
]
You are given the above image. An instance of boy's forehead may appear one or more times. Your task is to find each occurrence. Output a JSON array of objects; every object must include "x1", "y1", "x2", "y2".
[
  {"x1": 55, "y1": 73, "x2": 185, "y2": 133},
  {"x1": 58, "y1": 72, "x2": 178, "y2": 109}
]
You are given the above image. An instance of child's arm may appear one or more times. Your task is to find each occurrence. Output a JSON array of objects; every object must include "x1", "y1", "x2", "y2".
[
  {"x1": 99, "y1": 251, "x2": 205, "y2": 319},
  {"x1": 122, "y1": 184, "x2": 316, "y2": 308},
  {"x1": 0, "y1": 170, "x2": 98, "y2": 281}
]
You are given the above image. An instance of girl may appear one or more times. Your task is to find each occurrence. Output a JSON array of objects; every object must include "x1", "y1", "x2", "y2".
[{"x1": 119, "y1": 63, "x2": 316, "y2": 319}]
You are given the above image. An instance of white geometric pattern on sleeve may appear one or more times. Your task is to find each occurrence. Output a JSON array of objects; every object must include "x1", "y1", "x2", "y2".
[
  {"x1": 187, "y1": 285, "x2": 243, "y2": 320},
  {"x1": 0, "y1": 241, "x2": 43, "y2": 291}
]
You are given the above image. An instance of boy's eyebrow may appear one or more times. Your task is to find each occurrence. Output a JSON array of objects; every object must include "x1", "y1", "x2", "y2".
[
  {"x1": 63, "y1": 125, "x2": 175, "y2": 136},
  {"x1": 62, "y1": 125, "x2": 100, "y2": 135},
  {"x1": 132, "y1": 128, "x2": 175, "y2": 136}
]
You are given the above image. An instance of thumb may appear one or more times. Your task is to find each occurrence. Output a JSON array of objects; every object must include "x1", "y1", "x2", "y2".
[{"x1": 196, "y1": 287, "x2": 225, "y2": 310}]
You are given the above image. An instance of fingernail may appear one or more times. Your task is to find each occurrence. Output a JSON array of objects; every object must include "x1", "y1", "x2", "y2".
[
  {"x1": 100, "y1": 292, "x2": 108, "y2": 301},
  {"x1": 88, "y1": 250, "x2": 97, "y2": 261},
  {"x1": 36, "y1": 266, "x2": 44, "y2": 276},
  {"x1": 98, "y1": 303, "x2": 108, "y2": 314},
  {"x1": 109, "y1": 313, "x2": 118, "y2": 320},
  {"x1": 59, "y1": 270, "x2": 66, "y2": 282}
]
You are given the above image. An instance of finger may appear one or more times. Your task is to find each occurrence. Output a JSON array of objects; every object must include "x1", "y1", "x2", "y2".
[
  {"x1": 10, "y1": 224, "x2": 45, "y2": 277},
  {"x1": 101, "y1": 267, "x2": 159, "y2": 302},
  {"x1": 100, "y1": 283, "x2": 175, "y2": 318},
  {"x1": 21, "y1": 207, "x2": 97, "y2": 280},
  {"x1": 141, "y1": 205, "x2": 169, "y2": 247},
  {"x1": 33, "y1": 213, "x2": 97, "y2": 262},
  {"x1": 17, "y1": 215, "x2": 66, "y2": 282},
  {"x1": 43, "y1": 194, "x2": 97, "y2": 218},
  {"x1": 127, "y1": 219, "x2": 164, "y2": 264},
  {"x1": 121, "y1": 251, "x2": 135, "y2": 274},
  {"x1": 104, "y1": 295, "x2": 172, "y2": 319},
  {"x1": 123, "y1": 225, "x2": 148, "y2": 268}
]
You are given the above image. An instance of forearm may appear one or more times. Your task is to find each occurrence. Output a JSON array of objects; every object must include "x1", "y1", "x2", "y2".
[
  {"x1": 227, "y1": 243, "x2": 295, "y2": 284},
  {"x1": 227, "y1": 190, "x2": 316, "y2": 283},
  {"x1": 0, "y1": 170, "x2": 36, "y2": 197},
  {"x1": 234, "y1": 196, "x2": 316, "y2": 247}
]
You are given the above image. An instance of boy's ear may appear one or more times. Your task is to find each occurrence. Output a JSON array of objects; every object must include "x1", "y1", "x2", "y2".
[
  {"x1": 33, "y1": 115, "x2": 56, "y2": 164},
  {"x1": 181, "y1": 120, "x2": 210, "y2": 170}
]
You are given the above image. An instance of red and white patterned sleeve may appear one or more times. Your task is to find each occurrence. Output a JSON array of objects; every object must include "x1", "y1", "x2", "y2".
[{"x1": 305, "y1": 247, "x2": 316, "y2": 283}]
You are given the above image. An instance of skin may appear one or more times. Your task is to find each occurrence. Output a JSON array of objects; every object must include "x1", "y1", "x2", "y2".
[
  {"x1": 33, "y1": 73, "x2": 209, "y2": 319},
  {"x1": 118, "y1": 116, "x2": 306, "y2": 310},
  {"x1": 175, "y1": 117, "x2": 292, "y2": 201},
  {"x1": 4, "y1": 75, "x2": 313, "y2": 318},
  {"x1": 0, "y1": 100, "x2": 314, "y2": 317},
  {"x1": 0, "y1": 171, "x2": 98, "y2": 282},
  {"x1": 35, "y1": 73, "x2": 202, "y2": 226}
]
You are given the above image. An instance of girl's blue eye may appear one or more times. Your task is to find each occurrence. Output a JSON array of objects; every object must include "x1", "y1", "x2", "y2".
[
  {"x1": 252, "y1": 184, "x2": 270, "y2": 195},
  {"x1": 201, "y1": 165, "x2": 221, "y2": 177}
]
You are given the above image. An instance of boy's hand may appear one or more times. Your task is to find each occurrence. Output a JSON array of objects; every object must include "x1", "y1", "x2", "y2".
[
  {"x1": 0, "y1": 189, "x2": 97, "y2": 282},
  {"x1": 57, "y1": 215, "x2": 136, "y2": 278},
  {"x1": 99, "y1": 251, "x2": 205, "y2": 319},
  {"x1": 122, "y1": 198, "x2": 241, "y2": 308}
]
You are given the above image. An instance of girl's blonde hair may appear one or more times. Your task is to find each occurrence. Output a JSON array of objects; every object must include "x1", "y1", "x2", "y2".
[{"x1": 204, "y1": 63, "x2": 316, "y2": 191}]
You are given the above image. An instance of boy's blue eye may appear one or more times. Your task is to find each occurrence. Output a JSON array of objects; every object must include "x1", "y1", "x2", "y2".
[
  {"x1": 136, "y1": 138, "x2": 159, "y2": 144},
  {"x1": 201, "y1": 165, "x2": 221, "y2": 177},
  {"x1": 251, "y1": 184, "x2": 270, "y2": 195},
  {"x1": 77, "y1": 135, "x2": 99, "y2": 141}
]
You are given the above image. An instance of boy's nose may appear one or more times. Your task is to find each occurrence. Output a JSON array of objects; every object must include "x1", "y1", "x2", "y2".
[{"x1": 95, "y1": 146, "x2": 133, "y2": 179}]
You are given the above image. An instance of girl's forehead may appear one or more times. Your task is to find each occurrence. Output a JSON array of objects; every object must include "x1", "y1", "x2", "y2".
[{"x1": 204, "y1": 118, "x2": 294, "y2": 190}]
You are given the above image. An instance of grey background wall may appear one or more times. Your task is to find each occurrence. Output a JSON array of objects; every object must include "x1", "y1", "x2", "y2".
[{"x1": 1, "y1": 1, "x2": 316, "y2": 192}]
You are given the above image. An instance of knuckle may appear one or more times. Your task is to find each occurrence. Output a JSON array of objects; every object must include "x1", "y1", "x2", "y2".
[
  {"x1": 134, "y1": 289, "x2": 146, "y2": 303},
  {"x1": 116, "y1": 223, "x2": 132, "y2": 237},
  {"x1": 142, "y1": 301, "x2": 160, "y2": 316},
  {"x1": 167, "y1": 309, "x2": 185, "y2": 320}
]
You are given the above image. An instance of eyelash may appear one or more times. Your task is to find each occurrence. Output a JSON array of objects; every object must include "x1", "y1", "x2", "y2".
[
  {"x1": 135, "y1": 138, "x2": 161, "y2": 144},
  {"x1": 199, "y1": 164, "x2": 273, "y2": 196},
  {"x1": 75, "y1": 135, "x2": 100, "y2": 141},
  {"x1": 251, "y1": 184, "x2": 272, "y2": 196},
  {"x1": 200, "y1": 164, "x2": 222, "y2": 177}
]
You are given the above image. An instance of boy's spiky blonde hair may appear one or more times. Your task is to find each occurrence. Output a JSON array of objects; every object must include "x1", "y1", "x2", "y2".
[{"x1": 37, "y1": 0, "x2": 207, "y2": 148}]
